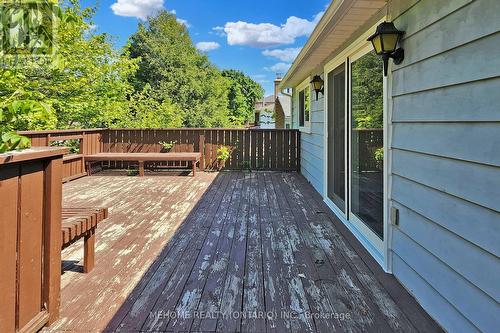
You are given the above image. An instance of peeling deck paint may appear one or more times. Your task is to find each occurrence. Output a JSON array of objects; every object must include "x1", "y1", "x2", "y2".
[{"x1": 44, "y1": 172, "x2": 440, "y2": 333}]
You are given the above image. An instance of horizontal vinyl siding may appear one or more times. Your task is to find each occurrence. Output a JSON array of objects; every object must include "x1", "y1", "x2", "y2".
[
  {"x1": 390, "y1": 0, "x2": 500, "y2": 332},
  {"x1": 291, "y1": 88, "x2": 325, "y2": 194}
]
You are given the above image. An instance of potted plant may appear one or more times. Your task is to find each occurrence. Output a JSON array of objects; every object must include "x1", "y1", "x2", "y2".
[
  {"x1": 374, "y1": 147, "x2": 384, "y2": 171},
  {"x1": 159, "y1": 140, "x2": 176, "y2": 153},
  {"x1": 216, "y1": 146, "x2": 230, "y2": 171}
]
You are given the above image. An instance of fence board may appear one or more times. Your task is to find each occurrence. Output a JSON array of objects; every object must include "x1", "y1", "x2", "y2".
[
  {"x1": 0, "y1": 166, "x2": 19, "y2": 333},
  {"x1": 18, "y1": 162, "x2": 44, "y2": 329}
]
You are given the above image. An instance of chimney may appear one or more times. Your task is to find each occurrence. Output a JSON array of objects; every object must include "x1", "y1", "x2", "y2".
[{"x1": 274, "y1": 73, "x2": 283, "y2": 99}]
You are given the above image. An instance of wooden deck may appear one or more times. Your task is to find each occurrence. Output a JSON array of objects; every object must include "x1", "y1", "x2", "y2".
[{"x1": 46, "y1": 171, "x2": 441, "y2": 333}]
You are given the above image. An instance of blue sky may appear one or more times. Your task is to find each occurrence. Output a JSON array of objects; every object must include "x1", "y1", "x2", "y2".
[{"x1": 84, "y1": 0, "x2": 328, "y2": 95}]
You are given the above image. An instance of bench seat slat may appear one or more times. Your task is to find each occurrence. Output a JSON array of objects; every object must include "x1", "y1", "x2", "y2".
[
  {"x1": 85, "y1": 152, "x2": 201, "y2": 162},
  {"x1": 61, "y1": 208, "x2": 108, "y2": 248}
]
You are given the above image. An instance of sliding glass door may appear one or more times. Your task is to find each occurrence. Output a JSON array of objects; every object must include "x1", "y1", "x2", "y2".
[
  {"x1": 326, "y1": 48, "x2": 385, "y2": 254},
  {"x1": 350, "y1": 51, "x2": 384, "y2": 241}
]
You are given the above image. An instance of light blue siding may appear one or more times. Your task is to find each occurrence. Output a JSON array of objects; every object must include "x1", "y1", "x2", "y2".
[
  {"x1": 391, "y1": 0, "x2": 500, "y2": 332},
  {"x1": 289, "y1": 1, "x2": 500, "y2": 331},
  {"x1": 291, "y1": 84, "x2": 325, "y2": 195}
]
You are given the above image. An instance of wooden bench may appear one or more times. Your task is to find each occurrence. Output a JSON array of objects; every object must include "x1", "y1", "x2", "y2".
[
  {"x1": 61, "y1": 207, "x2": 108, "y2": 273},
  {"x1": 85, "y1": 152, "x2": 203, "y2": 177}
]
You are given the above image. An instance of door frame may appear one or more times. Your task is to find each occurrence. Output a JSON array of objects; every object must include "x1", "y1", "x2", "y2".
[{"x1": 323, "y1": 19, "x2": 392, "y2": 272}]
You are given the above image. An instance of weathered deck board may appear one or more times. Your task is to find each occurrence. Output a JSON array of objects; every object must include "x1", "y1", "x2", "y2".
[{"x1": 43, "y1": 171, "x2": 441, "y2": 333}]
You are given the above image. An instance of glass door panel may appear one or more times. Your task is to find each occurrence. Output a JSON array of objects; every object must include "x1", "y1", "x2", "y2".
[
  {"x1": 327, "y1": 64, "x2": 346, "y2": 212},
  {"x1": 350, "y1": 51, "x2": 384, "y2": 239}
]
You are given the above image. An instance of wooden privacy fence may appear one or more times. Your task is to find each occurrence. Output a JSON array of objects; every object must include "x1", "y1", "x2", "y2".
[
  {"x1": 0, "y1": 147, "x2": 66, "y2": 332},
  {"x1": 21, "y1": 128, "x2": 301, "y2": 179},
  {"x1": 353, "y1": 128, "x2": 384, "y2": 172},
  {"x1": 102, "y1": 129, "x2": 300, "y2": 171}
]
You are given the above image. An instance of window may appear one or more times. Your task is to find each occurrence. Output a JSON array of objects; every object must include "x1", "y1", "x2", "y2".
[{"x1": 297, "y1": 80, "x2": 311, "y2": 131}]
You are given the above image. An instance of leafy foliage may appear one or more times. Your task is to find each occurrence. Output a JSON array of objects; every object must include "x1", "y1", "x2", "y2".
[
  {"x1": 50, "y1": 139, "x2": 80, "y2": 154},
  {"x1": 216, "y1": 146, "x2": 230, "y2": 161},
  {"x1": 374, "y1": 147, "x2": 384, "y2": 161},
  {"x1": 222, "y1": 70, "x2": 264, "y2": 126},
  {"x1": 128, "y1": 11, "x2": 231, "y2": 128},
  {"x1": 159, "y1": 140, "x2": 176, "y2": 151},
  {"x1": 0, "y1": 2, "x2": 264, "y2": 135},
  {"x1": 0, "y1": 95, "x2": 39, "y2": 152},
  {"x1": 116, "y1": 85, "x2": 183, "y2": 128},
  {"x1": 351, "y1": 51, "x2": 383, "y2": 129}
]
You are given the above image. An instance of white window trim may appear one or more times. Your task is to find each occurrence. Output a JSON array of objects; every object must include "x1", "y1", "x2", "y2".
[{"x1": 296, "y1": 77, "x2": 311, "y2": 133}]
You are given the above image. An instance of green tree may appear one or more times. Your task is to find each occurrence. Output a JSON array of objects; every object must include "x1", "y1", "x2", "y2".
[
  {"x1": 128, "y1": 10, "x2": 230, "y2": 128},
  {"x1": 351, "y1": 51, "x2": 383, "y2": 129},
  {"x1": 222, "y1": 69, "x2": 264, "y2": 126},
  {"x1": 115, "y1": 84, "x2": 184, "y2": 128},
  {"x1": 0, "y1": 1, "x2": 138, "y2": 130}
]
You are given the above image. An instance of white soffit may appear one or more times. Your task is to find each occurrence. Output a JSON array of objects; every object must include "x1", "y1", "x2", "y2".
[{"x1": 281, "y1": 0, "x2": 386, "y2": 88}]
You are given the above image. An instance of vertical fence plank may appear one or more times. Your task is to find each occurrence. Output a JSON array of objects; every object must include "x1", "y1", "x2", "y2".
[
  {"x1": 18, "y1": 162, "x2": 44, "y2": 329},
  {"x1": 44, "y1": 157, "x2": 63, "y2": 324},
  {"x1": 277, "y1": 130, "x2": 283, "y2": 170},
  {"x1": 250, "y1": 131, "x2": 257, "y2": 169},
  {"x1": 290, "y1": 130, "x2": 296, "y2": 171},
  {"x1": 283, "y1": 130, "x2": 290, "y2": 171},
  {"x1": 0, "y1": 165, "x2": 19, "y2": 333}
]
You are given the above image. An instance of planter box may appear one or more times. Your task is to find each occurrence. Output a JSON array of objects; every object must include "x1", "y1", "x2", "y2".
[{"x1": 0, "y1": 147, "x2": 67, "y2": 332}]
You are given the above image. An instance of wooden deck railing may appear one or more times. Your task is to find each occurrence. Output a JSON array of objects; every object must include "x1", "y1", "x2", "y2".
[
  {"x1": 20, "y1": 128, "x2": 301, "y2": 179},
  {"x1": 0, "y1": 147, "x2": 66, "y2": 332},
  {"x1": 20, "y1": 129, "x2": 104, "y2": 182}
]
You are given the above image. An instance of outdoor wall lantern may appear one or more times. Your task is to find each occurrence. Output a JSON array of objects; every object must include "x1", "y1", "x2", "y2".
[
  {"x1": 311, "y1": 75, "x2": 324, "y2": 100},
  {"x1": 367, "y1": 21, "x2": 405, "y2": 76}
]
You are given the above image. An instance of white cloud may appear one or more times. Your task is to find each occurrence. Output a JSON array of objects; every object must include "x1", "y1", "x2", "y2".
[
  {"x1": 168, "y1": 10, "x2": 190, "y2": 27},
  {"x1": 176, "y1": 18, "x2": 190, "y2": 27},
  {"x1": 212, "y1": 26, "x2": 226, "y2": 37},
  {"x1": 265, "y1": 62, "x2": 291, "y2": 73},
  {"x1": 111, "y1": 0, "x2": 164, "y2": 20},
  {"x1": 196, "y1": 41, "x2": 220, "y2": 52},
  {"x1": 221, "y1": 11, "x2": 323, "y2": 48},
  {"x1": 262, "y1": 47, "x2": 301, "y2": 62}
]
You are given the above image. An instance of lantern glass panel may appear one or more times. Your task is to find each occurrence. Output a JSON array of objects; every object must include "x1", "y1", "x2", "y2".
[
  {"x1": 381, "y1": 33, "x2": 399, "y2": 52},
  {"x1": 371, "y1": 34, "x2": 383, "y2": 54}
]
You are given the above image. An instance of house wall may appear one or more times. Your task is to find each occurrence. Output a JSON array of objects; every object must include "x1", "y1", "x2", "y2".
[
  {"x1": 275, "y1": 101, "x2": 285, "y2": 129},
  {"x1": 389, "y1": 0, "x2": 500, "y2": 332},
  {"x1": 292, "y1": 83, "x2": 325, "y2": 194}
]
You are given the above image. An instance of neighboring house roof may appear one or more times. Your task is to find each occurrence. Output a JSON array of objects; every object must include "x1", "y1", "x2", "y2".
[
  {"x1": 281, "y1": 0, "x2": 386, "y2": 88},
  {"x1": 277, "y1": 95, "x2": 291, "y2": 118},
  {"x1": 255, "y1": 95, "x2": 275, "y2": 112}
]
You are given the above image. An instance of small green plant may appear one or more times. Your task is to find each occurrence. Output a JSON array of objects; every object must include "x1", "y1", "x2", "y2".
[
  {"x1": 127, "y1": 169, "x2": 139, "y2": 176},
  {"x1": 217, "y1": 146, "x2": 230, "y2": 161},
  {"x1": 374, "y1": 147, "x2": 384, "y2": 161},
  {"x1": 374, "y1": 147, "x2": 384, "y2": 170},
  {"x1": 159, "y1": 140, "x2": 176, "y2": 151}
]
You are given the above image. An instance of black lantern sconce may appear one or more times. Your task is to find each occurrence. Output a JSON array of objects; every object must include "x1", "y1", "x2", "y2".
[
  {"x1": 311, "y1": 75, "x2": 324, "y2": 100},
  {"x1": 367, "y1": 21, "x2": 405, "y2": 76}
]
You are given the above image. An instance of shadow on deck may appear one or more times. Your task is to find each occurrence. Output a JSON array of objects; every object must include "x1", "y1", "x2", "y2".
[{"x1": 45, "y1": 171, "x2": 441, "y2": 333}]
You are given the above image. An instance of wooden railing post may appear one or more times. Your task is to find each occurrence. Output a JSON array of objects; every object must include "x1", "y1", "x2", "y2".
[
  {"x1": 199, "y1": 133, "x2": 205, "y2": 171},
  {"x1": 43, "y1": 156, "x2": 63, "y2": 325},
  {"x1": 0, "y1": 147, "x2": 66, "y2": 331}
]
